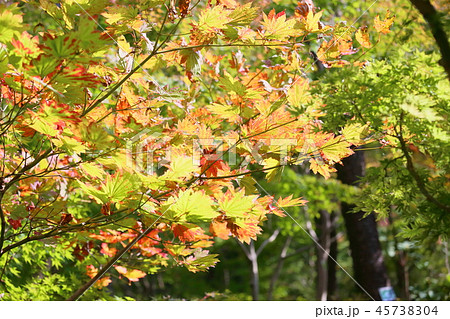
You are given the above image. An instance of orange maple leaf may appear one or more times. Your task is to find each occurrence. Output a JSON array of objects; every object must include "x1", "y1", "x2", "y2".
[
  {"x1": 210, "y1": 219, "x2": 231, "y2": 240},
  {"x1": 100, "y1": 243, "x2": 118, "y2": 257},
  {"x1": 276, "y1": 195, "x2": 307, "y2": 208},
  {"x1": 374, "y1": 10, "x2": 395, "y2": 34},
  {"x1": 114, "y1": 265, "x2": 146, "y2": 283},
  {"x1": 86, "y1": 265, "x2": 112, "y2": 288}
]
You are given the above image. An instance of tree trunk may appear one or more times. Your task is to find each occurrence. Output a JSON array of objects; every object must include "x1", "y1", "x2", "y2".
[
  {"x1": 337, "y1": 150, "x2": 391, "y2": 300},
  {"x1": 315, "y1": 209, "x2": 331, "y2": 301},
  {"x1": 409, "y1": 0, "x2": 450, "y2": 82},
  {"x1": 267, "y1": 236, "x2": 291, "y2": 300},
  {"x1": 249, "y1": 241, "x2": 259, "y2": 301},
  {"x1": 327, "y1": 211, "x2": 338, "y2": 300}
]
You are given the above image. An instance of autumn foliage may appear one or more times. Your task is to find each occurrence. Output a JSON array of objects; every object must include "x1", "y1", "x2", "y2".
[{"x1": 0, "y1": 0, "x2": 393, "y2": 299}]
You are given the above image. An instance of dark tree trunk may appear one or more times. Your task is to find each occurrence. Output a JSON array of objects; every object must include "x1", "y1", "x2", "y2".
[
  {"x1": 327, "y1": 211, "x2": 338, "y2": 300},
  {"x1": 315, "y1": 210, "x2": 331, "y2": 301},
  {"x1": 409, "y1": 0, "x2": 450, "y2": 82},
  {"x1": 337, "y1": 151, "x2": 391, "y2": 300}
]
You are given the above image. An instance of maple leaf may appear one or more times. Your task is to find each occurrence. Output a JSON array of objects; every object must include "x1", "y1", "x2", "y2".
[
  {"x1": 305, "y1": 10, "x2": 323, "y2": 32},
  {"x1": 8, "y1": 218, "x2": 22, "y2": 230},
  {"x1": 218, "y1": 189, "x2": 256, "y2": 218},
  {"x1": 320, "y1": 136, "x2": 353, "y2": 163},
  {"x1": 374, "y1": 10, "x2": 395, "y2": 34},
  {"x1": 100, "y1": 243, "x2": 118, "y2": 257},
  {"x1": 227, "y1": 3, "x2": 258, "y2": 27},
  {"x1": 198, "y1": 4, "x2": 230, "y2": 31},
  {"x1": 218, "y1": 71, "x2": 247, "y2": 96},
  {"x1": 167, "y1": 190, "x2": 219, "y2": 222},
  {"x1": 276, "y1": 195, "x2": 307, "y2": 208},
  {"x1": 189, "y1": 4, "x2": 230, "y2": 45},
  {"x1": 287, "y1": 77, "x2": 311, "y2": 108},
  {"x1": 238, "y1": 176, "x2": 258, "y2": 195},
  {"x1": 263, "y1": 158, "x2": 283, "y2": 182},
  {"x1": 209, "y1": 218, "x2": 231, "y2": 239},
  {"x1": 172, "y1": 224, "x2": 210, "y2": 242},
  {"x1": 180, "y1": 49, "x2": 203, "y2": 81},
  {"x1": 80, "y1": 162, "x2": 105, "y2": 180},
  {"x1": 114, "y1": 265, "x2": 146, "y2": 283},
  {"x1": 183, "y1": 250, "x2": 219, "y2": 273},
  {"x1": 355, "y1": 26, "x2": 371, "y2": 48},
  {"x1": 101, "y1": 172, "x2": 138, "y2": 203},
  {"x1": 207, "y1": 103, "x2": 241, "y2": 123},
  {"x1": 261, "y1": 9, "x2": 297, "y2": 40},
  {"x1": 228, "y1": 218, "x2": 262, "y2": 244},
  {"x1": 102, "y1": 5, "x2": 139, "y2": 25},
  {"x1": 341, "y1": 123, "x2": 371, "y2": 145},
  {"x1": 162, "y1": 155, "x2": 199, "y2": 180},
  {"x1": 0, "y1": 6, "x2": 24, "y2": 43},
  {"x1": 86, "y1": 265, "x2": 112, "y2": 288},
  {"x1": 309, "y1": 158, "x2": 335, "y2": 179},
  {"x1": 90, "y1": 230, "x2": 135, "y2": 243},
  {"x1": 200, "y1": 153, "x2": 230, "y2": 178}
]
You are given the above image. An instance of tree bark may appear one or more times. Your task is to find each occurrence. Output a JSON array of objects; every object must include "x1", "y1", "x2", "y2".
[
  {"x1": 409, "y1": 0, "x2": 450, "y2": 82},
  {"x1": 337, "y1": 150, "x2": 391, "y2": 300},
  {"x1": 249, "y1": 241, "x2": 260, "y2": 301},
  {"x1": 267, "y1": 236, "x2": 291, "y2": 300},
  {"x1": 315, "y1": 210, "x2": 331, "y2": 301},
  {"x1": 327, "y1": 211, "x2": 338, "y2": 300}
]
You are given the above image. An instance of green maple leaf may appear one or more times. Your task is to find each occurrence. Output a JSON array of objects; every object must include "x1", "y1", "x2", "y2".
[
  {"x1": 228, "y1": 3, "x2": 258, "y2": 27},
  {"x1": 219, "y1": 190, "x2": 256, "y2": 218},
  {"x1": 78, "y1": 181, "x2": 108, "y2": 204},
  {"x1": 102, "y1": 173, "x2": 137, "y2": 202},
  {"x1": 0, "y1": 5, "x2": 24, "y2": 43},
  {"x1": 263, "y1": 158, "x2": 282, "y2": 182},
  {"x1": 162, "y1": 156, "x2": 199, "y2": 181},
  {"x1": 219, "y1": 72, "x2": 247, "y2": 97},
  {"x1": 170, "y1": 190, "x2": 219, "y2": 222},
  {"x1": 341, "y1": 123, "x2": 370, "y2": 145},
  {"x1": 184, "y1": 252, "x2": 219, "y2": 273},
  {"x1": 53, "y1": 136, "x2": 86, "y2": 154},
  {"x1": 320, "y1": 136, "x2": 353, "y2": 163}
]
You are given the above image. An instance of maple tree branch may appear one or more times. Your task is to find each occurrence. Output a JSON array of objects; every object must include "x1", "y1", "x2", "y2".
[
  {"x1": 0, "y1": 229, "x2": 63, "y2": 256},
  {"x1": 67, "y1": 225, "x2": 157, "y2": 301},
  {"x1": 267, "y1": 235, "x2": 291, "y2": 300},
  {"x1": 0, "y1": 193, "x2": 6, "y2": 256},
  {"x1": 3, "y1": 149, "x2": 53, "y2": 191},
  {"x1": 256, "y1": 228, "x2": 280, "y2": 256},
  {"x1": 82, "y1": 0, "x2": 197, "y2": 118},
  {"x1": 236, "y1": 239, "x2": 250, "y2": 258},
  {"x1": 397, "y1": 113, "x2": 450, "y2": 213},
  {"x1": 0, "y1": 148, "x2": 53, "y2": 255},
  {"x1": 199, "y1": 163, "x2": 286, "y2": 180},
  {"x1": 154, "y1": 41, "x2": 305, "y2": 56}
]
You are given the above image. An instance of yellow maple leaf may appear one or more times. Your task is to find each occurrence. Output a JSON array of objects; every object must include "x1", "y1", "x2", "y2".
[
  {"x1": 261, "y1": 9, "x2": 297, "y2": 41},
  {"x1": 374, "y1": 10, "x2": 395, "y2": 34},
  {"x1": 355, "y1": 26, "x2": 371, "y2": 48}
]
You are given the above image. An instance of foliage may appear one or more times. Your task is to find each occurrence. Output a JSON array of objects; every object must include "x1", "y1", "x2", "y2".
[
  {"x1": 0, "y1": 0, "x2": 381, "y2": 300},
  {"x1": 310, "y1": 0, "x2": 450, "y2": 300},
  {"x1": 315, "y1": 48, "x2": 450, "y2": 243}
]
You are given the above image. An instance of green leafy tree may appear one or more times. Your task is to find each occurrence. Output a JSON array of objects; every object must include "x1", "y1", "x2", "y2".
[{"x1": 0, "y1": 0, "x2": 373, "y2": 300}]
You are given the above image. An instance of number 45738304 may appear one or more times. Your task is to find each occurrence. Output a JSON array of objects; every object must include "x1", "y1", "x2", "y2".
[{"x1": 376, "y1": 305, "x2": 438, "y2": 316}]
